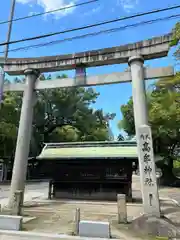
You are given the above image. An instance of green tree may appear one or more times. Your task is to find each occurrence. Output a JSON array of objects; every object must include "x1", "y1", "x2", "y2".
[
  {"x1": 170, "y1": 22, "x2": 180, "y2": 60},
  {"x1": 0, "y1": 74, "x2": 113, "y2": 159},
  {"x1": 50, "y1": 125, "x2": 81, "y2": 142},
  {"x1": 118, "y1": 97, "x2": 135, "y2": 137},
  {"x1": 118, "y1": 72, "x2": 180, "y2": 184},
  {"x1": 0, "y1": 91, "x2": 22, "y2": 158},
  {"x1": 32, "y1": 86, "x2": 110, "y2": 149}
]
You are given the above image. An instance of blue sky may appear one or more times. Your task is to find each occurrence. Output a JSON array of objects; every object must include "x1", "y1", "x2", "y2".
[{"x1": 0, "y1": 0, "x2": 179, "y2": 138}]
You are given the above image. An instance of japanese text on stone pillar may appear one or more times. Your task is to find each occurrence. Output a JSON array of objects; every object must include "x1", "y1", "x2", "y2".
[{"x1": 140, "y1": 134, "x2": 154, "y2": 187}]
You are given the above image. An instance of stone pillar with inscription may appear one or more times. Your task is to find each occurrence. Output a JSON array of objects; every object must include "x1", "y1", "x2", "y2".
[
  {"x1": 128, "y1": 56, "x2": 160, "y2": 217},
  {"x1": 137, "y1": 125, "x2": 160, "y2": 217},
  {"x1": 8, "y1": 69, "x2": 39, "y2": 209}
]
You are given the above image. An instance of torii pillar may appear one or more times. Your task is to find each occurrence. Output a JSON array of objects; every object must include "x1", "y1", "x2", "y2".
[
  {"x1": 8, "y1": 69, "x2": 39, "y2": 208},
  {"x1": 128, "y1": 56, "x2": 148, "y2": 128},
  {"x1": 128, "y1": 56, "x2": 160, "y2": 217}
]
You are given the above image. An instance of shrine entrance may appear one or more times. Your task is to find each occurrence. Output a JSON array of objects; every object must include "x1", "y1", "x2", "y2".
[{"x1": 1, "y1": 33, "x2": 174, "y2": 217}]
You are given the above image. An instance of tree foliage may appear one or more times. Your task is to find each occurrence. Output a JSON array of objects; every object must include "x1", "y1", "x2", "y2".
[
  {"x1": 118, "y1": 97, "x2": 135, "y2": 137},
  {"x1": 0, "y1": 74, "x2": 114, "y2": 158},
  {"x1": 118, "y1": 72, "x2": 180, "y2": 184},
  {"x1": 170, "y1": 21, "x2": 180, "y2": 60}
]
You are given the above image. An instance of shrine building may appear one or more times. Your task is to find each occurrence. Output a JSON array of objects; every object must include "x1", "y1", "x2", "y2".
[{"x1": 35, "y1": 141, "x2": 139, "y2": 201}]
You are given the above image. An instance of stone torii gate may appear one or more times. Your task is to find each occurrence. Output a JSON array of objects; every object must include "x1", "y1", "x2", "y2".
[{"x1": 1, "y1": 33, "x2": 173, "y2": 216}]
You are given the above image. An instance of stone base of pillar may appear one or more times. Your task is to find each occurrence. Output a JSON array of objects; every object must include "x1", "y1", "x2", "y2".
[
  {"x1": 130, "y1": 214, "x2": 180, "y2": 238},
  {"x1": 11, "y1": 190, "x2": 23, "y2": 216}
]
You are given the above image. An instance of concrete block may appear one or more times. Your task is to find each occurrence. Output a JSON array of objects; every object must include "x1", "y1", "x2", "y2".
[
  {"x1": 79, "y1": 220, "x2": 110, "y2": 238},
  {"x1": 0, "y1": 215, "x2": 22, "y2": 231}
]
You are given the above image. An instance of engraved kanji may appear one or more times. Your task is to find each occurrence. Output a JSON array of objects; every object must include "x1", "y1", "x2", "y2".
[
  {"x1": 140, "y1": 134, "x2": 150, "y2": 140},
  {"x1": 143, "y1": 153, "x2": 151, "y2": 163},
  {"x1": 142, "y1": 141, "x2": 151, "y2": 152},
  {"x1": 144, "y1": 177, "x2": 154, "y2": 186},
  {"x1": 144, "y1": 165, "x2": 152, "y2": 174}
]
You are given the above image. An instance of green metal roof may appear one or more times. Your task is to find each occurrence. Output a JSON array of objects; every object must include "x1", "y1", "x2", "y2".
[{"x1": 37, "y1": 141, "x2": 138, "y2": 160}]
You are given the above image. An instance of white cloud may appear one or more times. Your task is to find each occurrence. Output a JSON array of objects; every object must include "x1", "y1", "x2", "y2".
[
  {"x1": 83, "y1": 5, "x2": 102, "y2": 16},
  {"x1": 117, "y1": 0, "x2": 139, "y2": 13},
  {"x1": 91, "y1": 6, "x2": 101, "y2": 14},
  {"x1": 16, "y1": 0, "x2": 76, "y2": 18},
  {"x1": 28, "y1": 11, "x2": 40, "y2": 16},
  {"x1": 17, "y1": 0, "x2": 33, "y2": 3}
]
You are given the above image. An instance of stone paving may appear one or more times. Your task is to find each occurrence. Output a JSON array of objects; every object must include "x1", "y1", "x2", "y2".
[
  {"x1": 0, "y1": 231, "x2": 118, "y2": 240},
  {"x1": 0, "y1": 182, "x2": 48, "y2": 209},
  {"x1": 0, "y1": 182, "x2": 48, "y2": 200},
  {"x1": 0, "y1": 233, "x2": 145, "y2": 240}
]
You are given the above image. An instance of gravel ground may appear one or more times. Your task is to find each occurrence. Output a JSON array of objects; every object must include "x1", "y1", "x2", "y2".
[
  {"x1": 1, "y1": 176, "x2": 180, "y2": 239},
  {"x1": 22, "y1": 201, "x2": 143, "y2": 238}
]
